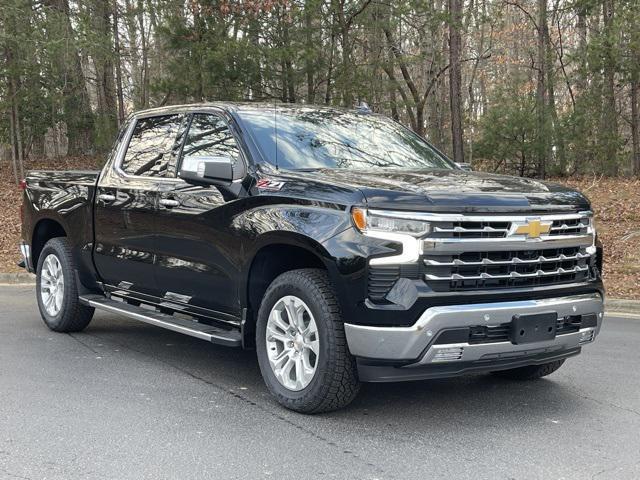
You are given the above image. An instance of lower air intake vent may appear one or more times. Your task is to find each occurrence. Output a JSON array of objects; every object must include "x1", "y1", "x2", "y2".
[{"x1": 368, "y1": 266, "x2": 400, "y2": 301}]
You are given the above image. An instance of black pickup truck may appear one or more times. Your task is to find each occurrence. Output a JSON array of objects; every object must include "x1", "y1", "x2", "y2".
[{"x1": 19, "y1": 103, "x2": 604, "y2": 413}]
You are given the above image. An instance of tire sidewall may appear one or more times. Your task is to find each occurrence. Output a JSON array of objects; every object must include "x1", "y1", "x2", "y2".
[
  {"x1": 36, "y1": 239, "x2": 74, "y2": 331},
  {"x1": 256, "y1": 276, "x2": 336, "y2": 406}
]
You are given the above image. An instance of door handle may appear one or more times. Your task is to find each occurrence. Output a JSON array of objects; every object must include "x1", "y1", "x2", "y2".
[
  {"x1": 159, "y1": 198, "x2": 180, "y2": 208},
  {"x1": 98, "y1": 193, "x2": 116, "y2": 202}
]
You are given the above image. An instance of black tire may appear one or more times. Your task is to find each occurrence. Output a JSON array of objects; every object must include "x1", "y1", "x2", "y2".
[
  {"x1": 491, "y1": 359, "x2": 566, "y2": 380},
  {"x1": 256, "y1": 269, "x2": 360, "y2": 413},
  {"x1": 35, "y1": 237, "x2": 94, "y2": 332}
]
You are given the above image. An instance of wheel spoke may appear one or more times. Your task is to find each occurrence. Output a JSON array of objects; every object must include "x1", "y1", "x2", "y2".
[
  {"x1": 266, "y1": 325, "x2": 290, "y2": 344},
  {"x1": 41, "y1": 270, "x2": 53, "y2": 283},
  {"x1": 272, "y1": 349, "x2": 290, "y2": 368},
  {"x1": 294, "y1": 356, "x2": 306, "y2": 389},
  {"x1": 283, "y1": 298, "x2": 299, "y2": 329},
  {"x1": 45, "y1": 292, "x2": 55, "y2": 310},
  {"x1": 277, "y1": 356, "x2": 295, "y2": 386},
  {"x1": 55, "y1": 289, "x2": 63, "y2": 311},
  {"x1": 301, "y1": 349, "x2": 315, "y2": 372},
  {"x1": 271, "y1": 309, "x2": 290, "y2": 333},
  {"x1": 307, "y1": 339, "x2": 319, "y2": 356}
]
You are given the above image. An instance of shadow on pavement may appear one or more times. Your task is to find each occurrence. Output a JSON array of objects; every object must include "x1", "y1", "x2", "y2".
[{"x1": 82, "y1": 312, "x2": 591, "y2": 431}]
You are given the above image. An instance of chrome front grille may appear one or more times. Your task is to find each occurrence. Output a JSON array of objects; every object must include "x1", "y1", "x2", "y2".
[
  {"x1": 366, "y1": 210, "x2": 596, "y2": 300},
  {"x1": 422, "y1": 212, "x2": 594, "y2": 292}
]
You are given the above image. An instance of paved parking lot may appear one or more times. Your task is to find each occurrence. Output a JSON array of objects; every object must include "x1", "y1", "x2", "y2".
[{"x1": 1, "y1": 285, "x2": 639, "y2": 480}]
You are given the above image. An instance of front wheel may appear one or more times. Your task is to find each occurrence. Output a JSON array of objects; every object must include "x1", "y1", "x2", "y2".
[
  {"x1": 36, "y1": 237, "x2": 94, "y2": 332},
  {"x1": 256, "y1": 269, "x2": 360, "y2": 413}
]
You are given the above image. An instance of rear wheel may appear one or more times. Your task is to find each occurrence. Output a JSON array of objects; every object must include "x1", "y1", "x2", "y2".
[
  {"x1": 256, "y1": 269, "x2": 360, "y2": 413},
  {"x1": 491, "y1": 359, "x2": 565, "y2": 380},
  {"x1": 36, "y1": 237, "x2": 94, "y2": 332}
]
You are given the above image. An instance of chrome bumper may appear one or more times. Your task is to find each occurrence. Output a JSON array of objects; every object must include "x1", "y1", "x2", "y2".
[
  {"x1": 345, "y1": 293, "x2": 604, "y2": 365},
  {"x1": 19, "y1": 242, "x2": 33, "y2": 272}
]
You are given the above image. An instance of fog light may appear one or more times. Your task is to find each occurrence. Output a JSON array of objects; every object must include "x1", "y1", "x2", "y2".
[
  {"x1": 433, "y1": 346, "x2": 464, "y2": 362},
  {"x1": 579, "y1": 330, "x2": 595, "y2": 345}
]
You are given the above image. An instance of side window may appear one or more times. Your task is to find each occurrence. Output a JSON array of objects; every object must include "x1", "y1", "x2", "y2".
[
  {"x1": 121, "y1": 114, "x2": 183, "y2": 177},
  {"x1": 180, "y1": 114, "x2": 241, "y2": 169}
]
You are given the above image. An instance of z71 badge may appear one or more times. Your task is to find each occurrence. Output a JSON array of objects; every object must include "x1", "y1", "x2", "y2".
[{"x1": 256, "y1": 178, "x2": 285, "y2": 191}]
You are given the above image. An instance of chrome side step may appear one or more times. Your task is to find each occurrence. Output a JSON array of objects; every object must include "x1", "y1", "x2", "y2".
[{"x1": 79, "y1": 294, "x2": 241, "y2": 347}]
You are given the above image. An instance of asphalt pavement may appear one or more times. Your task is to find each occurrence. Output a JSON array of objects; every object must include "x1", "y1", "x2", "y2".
[{"x1": 1, "y1": 285, "x2": 639, "y2": 480}]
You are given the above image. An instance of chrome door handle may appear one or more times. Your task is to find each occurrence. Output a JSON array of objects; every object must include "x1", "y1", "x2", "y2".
[
  {"x1": 159, "y1": 198, "x2": 180, "y2": 208},
  {"x1": 98, "y1": 193, "x2": 116, "y2": 202}
]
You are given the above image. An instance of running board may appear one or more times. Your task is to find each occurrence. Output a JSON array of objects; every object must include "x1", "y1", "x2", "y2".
[{"x1": 79, "y1": 294, "x2": 241, "y2": 347}]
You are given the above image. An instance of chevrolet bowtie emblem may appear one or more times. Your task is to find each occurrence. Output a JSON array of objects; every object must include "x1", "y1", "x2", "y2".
[{"x1": 514, "y1": 219, "x2": 552, "y2": 238}]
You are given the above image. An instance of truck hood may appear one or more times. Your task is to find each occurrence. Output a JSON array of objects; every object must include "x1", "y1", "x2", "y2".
[{"x1": 282, "y1": 168, "x2": 591, "y2": 213}]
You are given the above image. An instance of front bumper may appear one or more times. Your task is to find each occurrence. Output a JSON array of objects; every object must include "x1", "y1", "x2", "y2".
[{"x1": 345, "y1": 293, "x2": 603, "y2": 382}]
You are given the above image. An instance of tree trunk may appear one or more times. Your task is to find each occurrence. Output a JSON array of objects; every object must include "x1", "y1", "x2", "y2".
[
  {"x1": 137, "y1": 0, "x2": 150, "y2": 107},
  {"x1": 113, "y1": 0, "x2": 125, "y2": 125},
  {"x1": 631, "y1": 79, "x2": 640, "y2": 175},
  {"x1": 124, "y1": 0, "x2": 142, "y2": 108},
  {"x1": 535, "y1": 0, "x2": 549, "y2": 178},
  {"x1": 304, "y1": 3, "x2": 315, "y2": 103},
  {"x1": 449, "y1": 0, "x2": 464, "y2": 163},
  {"x1": 601, "y1": 0, "x2": 618, "y2": 174},
  {"x1": 325, "y1": 15, "x2": 336, "y2": 104},
  {"x1": 4, "y1": 31, "x2": 23, "y2": 182}
]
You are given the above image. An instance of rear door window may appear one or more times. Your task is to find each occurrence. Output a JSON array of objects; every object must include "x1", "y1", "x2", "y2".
[{"x1": 121, "y1": 115, "x2": 184, "y2": 177}]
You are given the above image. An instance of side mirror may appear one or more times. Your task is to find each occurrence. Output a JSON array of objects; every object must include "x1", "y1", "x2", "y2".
[
  {"x1": 178, "y1": 155, "x2": 235, "y2": 186},
  {"x1": 456, "y1": 162, "x2": 473, "y2": 171}
]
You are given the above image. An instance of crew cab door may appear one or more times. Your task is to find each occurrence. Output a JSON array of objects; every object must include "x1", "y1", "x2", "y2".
[
  {"x1": 153, "y1": 112, "x2": 244, "y2": 322},
  {"x1": 94, "y1": 113, "x2": 188, "y2": 297}
]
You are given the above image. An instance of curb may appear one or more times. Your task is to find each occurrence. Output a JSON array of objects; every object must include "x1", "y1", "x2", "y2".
[
  {"x1": 0, "y1": 273, "x2": 638, "y2": 314},
  {"x1": 0, "y1": 272, "x2": 36, "y2": 285},
  {"x1": 606, "y1": 299, "x2": 640, "y2": 316}
]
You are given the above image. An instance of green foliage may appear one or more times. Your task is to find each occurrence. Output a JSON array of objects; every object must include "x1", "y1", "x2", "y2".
[
  {"x1": 0, "y1": 0, "x2": 638, "y2": 176},
  {"x1": 475, "y1": 88, "x2": 539, "y2": 177}
]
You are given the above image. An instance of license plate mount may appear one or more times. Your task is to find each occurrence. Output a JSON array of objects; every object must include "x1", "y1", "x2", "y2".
[{"x1": 511, "y1": 312, "x2": 558, "y2": 344}]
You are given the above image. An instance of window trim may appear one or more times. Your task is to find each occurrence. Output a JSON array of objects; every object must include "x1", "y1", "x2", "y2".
[
  {"x1": 114, "y1": 113, "x2": 187, "y2": 183},
  {"x1": 113, "y1": 108, "x2": 248, "y2": 184}
]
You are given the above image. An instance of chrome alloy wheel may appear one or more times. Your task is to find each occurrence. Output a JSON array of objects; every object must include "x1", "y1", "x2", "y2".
[
  {"x1": 40, "y1": 254, "x2": 64, "y2": 316},
  {"x1": 266, "y1": 295, "x2": 320, "y2": 391}
]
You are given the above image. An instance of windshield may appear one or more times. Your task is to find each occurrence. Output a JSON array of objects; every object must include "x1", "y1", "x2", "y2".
[{"x1": 237, "y1": 107, "x2": 454, "y2": 170}]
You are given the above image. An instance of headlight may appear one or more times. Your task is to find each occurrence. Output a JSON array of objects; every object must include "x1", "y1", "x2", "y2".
[{"x1": 351, "y1": 207, "x2": 431, "y2": 237}]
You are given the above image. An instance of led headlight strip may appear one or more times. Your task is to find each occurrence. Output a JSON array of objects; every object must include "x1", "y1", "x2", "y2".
[{"x1": 351, "y1": 207, "x2": 426, "y2": 265}]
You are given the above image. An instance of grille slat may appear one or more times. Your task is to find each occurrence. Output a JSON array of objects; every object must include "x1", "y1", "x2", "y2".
[
  {"x1": 425, "y1": 265, "x2": 588, "y2": 281},
  {"x1": 424, "y1": 251, "x2": 590, "y2": 267}
]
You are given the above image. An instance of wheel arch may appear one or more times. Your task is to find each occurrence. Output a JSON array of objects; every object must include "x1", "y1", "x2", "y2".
[
  {"x1": 32, "y1": 217, "x2": 68, "y2": 269},
  {"x1": 242, "y1": 233, "x2": 339, "y2": 348}
]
